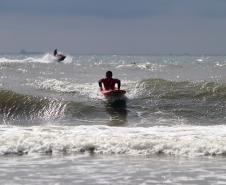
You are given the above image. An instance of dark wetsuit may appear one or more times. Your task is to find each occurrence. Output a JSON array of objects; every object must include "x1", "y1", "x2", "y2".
[
  {"x1": 99, "y1": 78, "x2": 121, "y2": 90},
  {"x1": 54, "y1": 49, "x2": 57, "y2": 56}
]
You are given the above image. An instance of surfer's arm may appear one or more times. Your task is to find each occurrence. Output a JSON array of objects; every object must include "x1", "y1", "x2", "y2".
[
  {"x1": 116, "y1": 79, "x2": 121, "y2": 90},
  {"x1": 98, "y1": 79, "x2": 103, "y2": 90}
]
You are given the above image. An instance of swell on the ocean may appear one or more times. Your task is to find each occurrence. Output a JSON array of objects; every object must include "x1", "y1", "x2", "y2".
[
  {"x1": 2, "y1": 78, "x2": 226, "y2": 126},
  {"x1": 133, "y1": 78, "x2": 226, "y2": 100},
  {"x1": 2, "y1": 78, "x2": 226, "y2": 124},
  {"x1": 0, "y1": 90, "x2": 66, "y2": 123},
  {"x1": 0, "y1": 89, "x2": 110, "y2": 125}
]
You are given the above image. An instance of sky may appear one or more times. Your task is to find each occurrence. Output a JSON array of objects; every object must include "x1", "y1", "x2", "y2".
[{"x1": 0, "y1": 0, "x2": 226, "y2": 55}]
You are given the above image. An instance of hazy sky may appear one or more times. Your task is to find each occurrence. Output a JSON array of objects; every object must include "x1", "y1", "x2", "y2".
[{"x1": 0, "y1": 0, "x2": 226, "y2": 54}]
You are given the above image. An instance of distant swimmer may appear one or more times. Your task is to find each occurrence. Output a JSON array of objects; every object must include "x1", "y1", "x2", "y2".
[
  {"x1": 53, "y1": 49, "x2": 66, "y2": 62},
  {"x1": 98, "y1": 71, "x2": 121, "y2": 91}
]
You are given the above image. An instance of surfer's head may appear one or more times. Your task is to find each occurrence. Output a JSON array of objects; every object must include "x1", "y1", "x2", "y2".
[{"x1": 106, "y1": 71, "x2": 113, "y2": 78}]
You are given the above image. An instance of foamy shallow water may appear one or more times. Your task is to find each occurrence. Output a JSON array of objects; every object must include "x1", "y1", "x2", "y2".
[{"x1": 1, "y1": 155, "x2": 226, "y2": 185}]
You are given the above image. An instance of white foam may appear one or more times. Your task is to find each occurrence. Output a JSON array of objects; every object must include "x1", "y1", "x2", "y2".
[
  {"x1": 123, "y1": 80, "x2": 147, "y2": 99},
  {"x1": 0, "y1": 55, "x2": 49, "y2": 64},
  {"x1": 116, "y1": 63, "x2": 165, "y2": 71},
  {"x1": 27, "y1": 78, "x2": 144, "y2": 100},
  {"x1": 28, "y1": 78, "x2": 141, "y2": 100},
  {"x1": 1, "y1": 125, "x2": 226, "y2": 157},
  {"x1": 0, "y1": 57, "x2": 22, "y2": 63},
  {"x1": 27, "y1": 78, "x2": 102, "y2": 99},
  {"x1": 0, "y1": 53, "x2": 73, "y2": 64},
  {"x1": 41, "y1": 53, "x2": 73, "y2": 64}
]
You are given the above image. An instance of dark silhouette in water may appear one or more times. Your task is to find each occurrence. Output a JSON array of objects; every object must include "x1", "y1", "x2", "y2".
[
  {"x1": 53, "y1": 49, "x2": 66, "y2": 62},
  {"x1": 53, "y1": 49, "x2": 57, "y2": 56},
  {"x1": 105, "y1": 98, "x2": 128, "y2": 126}
]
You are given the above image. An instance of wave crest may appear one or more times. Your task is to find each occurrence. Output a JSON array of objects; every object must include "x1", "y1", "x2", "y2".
[
  {"x1": 132, "y1": 79, "x2": 226, "y2": 100},
  {"x1": 1, "y1": 125, "x2": 226, "y2": 157},
  {"x1": 0, "y1": 90, "x2": 66, "y2": 123}
]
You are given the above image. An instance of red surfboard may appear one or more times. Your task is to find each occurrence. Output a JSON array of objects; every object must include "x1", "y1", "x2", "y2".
[{"x1": 101, "y1": 89, "x2": 126, "y2": 97}]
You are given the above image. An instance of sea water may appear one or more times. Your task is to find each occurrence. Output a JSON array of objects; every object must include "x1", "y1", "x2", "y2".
[{"x1": 1, "y1": 53, "x2": 226, "y2": 184}]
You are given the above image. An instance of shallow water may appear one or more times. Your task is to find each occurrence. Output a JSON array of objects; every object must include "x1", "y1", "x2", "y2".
[{"x1": 1, "y1": 155, "x2": 226, "y2": 185}]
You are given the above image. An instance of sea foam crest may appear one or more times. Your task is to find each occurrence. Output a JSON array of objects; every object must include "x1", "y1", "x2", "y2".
[
  {"x1": 0, "y1": 53, "x2": 73, "y2": 64},
  {"x1": 28, "y1": 78, "x2": 102, "y2": 99},
  {"x1": 41, "y1": 53, "x2": 73, "y2": 64},
  {"x1": 116, "y1": 63, "x2": 165, "y2": 71},
  {"x1": 28, "y1": 78, "x2": 138, "y2": 99},
  {"x1": 0, "y1": 125, "x2": 226, "y2": 157}
]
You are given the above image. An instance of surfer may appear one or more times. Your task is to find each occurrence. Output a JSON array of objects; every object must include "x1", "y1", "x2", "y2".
[
  {"x1": 98, "y1": 71, "x2": 121, "y2": 91},
  {"x1": 53, "y1": 49, "x2": 66, "y2": 62},
  {"x1": 53, "y1": 49, "x2": 58, "y2": 56}
]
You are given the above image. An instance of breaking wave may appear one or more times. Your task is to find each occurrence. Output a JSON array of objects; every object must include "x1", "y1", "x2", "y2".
[
  {"x1": 131, "y1": 79, "x2": 226, "y2": 100},
  {"x1": 1, "y1": 78, "x2": 226, "y2": 125},
  {"x1": 0, "y1": 90, "x2": 66, "y2": 123},
  {"x1": 0, "y1": 53, "x2": 73, "y2": 64},
  {"x1": 1, "y1": 125, "x2": 226, "y2": 157},
  {"x1": 0, "y1": 90, "x2": 105, "y2": 125}
]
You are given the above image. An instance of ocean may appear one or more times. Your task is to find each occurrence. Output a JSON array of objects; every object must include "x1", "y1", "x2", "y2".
[{"x1": 1, "y1": 53, "x2": 226, "y2": 184}]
